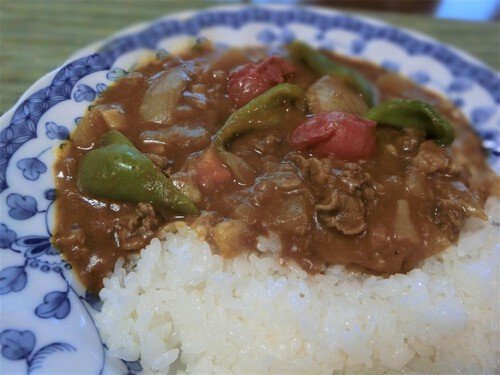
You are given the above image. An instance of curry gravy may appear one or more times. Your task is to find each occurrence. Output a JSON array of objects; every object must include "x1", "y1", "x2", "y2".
[{"x1": 52, "y1": 44, "x2": 498, "y2": 292}]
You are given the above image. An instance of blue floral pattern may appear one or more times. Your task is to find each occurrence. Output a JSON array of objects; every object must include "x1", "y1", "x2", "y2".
[
  {"x1": 0, "y1": 329, "x2": 76, "y2": 373},
  {"x1": 0, "y1": 5, "x2": 498, "y2": 374}
]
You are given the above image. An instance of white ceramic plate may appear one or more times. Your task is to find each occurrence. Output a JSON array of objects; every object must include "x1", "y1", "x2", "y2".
[{"x1": 0, "y1": 5, "x2": 499, "y2": 374}]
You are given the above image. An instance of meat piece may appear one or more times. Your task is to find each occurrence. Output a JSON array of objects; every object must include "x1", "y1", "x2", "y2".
[
  {"x1": 316, "y1": 189, "x2": 367, "y2": 235},
  {"x1": 411, "y1": 141, "x2": 487, "y2": 241},
  {"x1": 238, "y1": 163, "x2": 315, "y2": 236},
  {"x1": 434, "y1": 180, "x2": 487, "y2": 241},
  {"x1": 287, "y1": 153, "x2": 331, "y2": 188},
  {"x1": 254, "y1": 169, "x2": 304, "y2": 193},
  {"x1": 340, "y1": 163, "x2": 371, "y2": 192},
  {"x1": 114, "y1": 203, "x2": 159, "y2": 251},
  {"x1": 288, "y1": 153, "x2": 372, "y2": 235},
  {"x1": 228, "y1": 56, "x2": 296, "y2": 107},
  {"x1": 411, "y1": 140, "x2": 457, "y2": 175},
  {"x1": 273, "y1": 194, "x2": 313, "y2": 235},
  {"x1": 452, "y1": 130, "x2": 500, "y2": 200},
  {"x1": 251, "y1": 134, "x2": 283, "y2": 155},
  {"x1": 394, "y1": 128, "x2": 425, "y2": 156}
]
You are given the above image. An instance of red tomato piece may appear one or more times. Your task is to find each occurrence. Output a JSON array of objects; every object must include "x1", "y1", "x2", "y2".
[
  {"x1": 228, "y1": 56, "x2": 296, "y2": 107},
  {"x1": 194, "y1": 146, "x2": 233, "y2": 193},
  {"x1": 289, "y1": 112, "x2": 377, "y2": 161}
]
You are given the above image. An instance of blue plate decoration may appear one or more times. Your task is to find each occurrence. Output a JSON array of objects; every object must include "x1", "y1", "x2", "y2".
[{"x1": 0, "y1": 5, "x2": 498, "y2": 374}]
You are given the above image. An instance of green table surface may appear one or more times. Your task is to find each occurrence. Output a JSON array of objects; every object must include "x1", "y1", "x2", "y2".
[{"x1": 1, "y1": 0, "x2": 499, "y2": 116}]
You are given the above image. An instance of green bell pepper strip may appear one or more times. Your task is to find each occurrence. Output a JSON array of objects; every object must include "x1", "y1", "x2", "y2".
[
  {"x1": 213, "y1": 83, "x2": 307, "y2": 183},
  {"x1": 99, "y1": 129, "x2": 134, "y2": 147},
  {"x1": 363, "y1": 99, "x2": 455, "y2": 146},
  {"x1": 288, "y1": 41, "x2": 377, "y2": 107},
  {"x1": 78, "y1": 131, "x2": 199, "y2": 214}
]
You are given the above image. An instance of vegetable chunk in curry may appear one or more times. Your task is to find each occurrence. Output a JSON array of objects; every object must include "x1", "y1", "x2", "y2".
[{"x1": 52, "y1": 40, "x2": 499, "y2": 292}]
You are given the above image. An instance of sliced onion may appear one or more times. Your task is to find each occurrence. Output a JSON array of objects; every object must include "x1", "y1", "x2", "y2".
[
  {"x1": 140, "y1": 69, "x2": 188, "y2": 124},
  {"x1": 393, "y1": 199, "x2": 419, "y2": 244},
  {"x1": 306, "y1": 75, "x2": 369, "y2": 115}
]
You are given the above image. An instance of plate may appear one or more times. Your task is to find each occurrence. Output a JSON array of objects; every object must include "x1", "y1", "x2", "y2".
[{"x1": 0, "y1": 5, "x2": 499, "y2": 374}]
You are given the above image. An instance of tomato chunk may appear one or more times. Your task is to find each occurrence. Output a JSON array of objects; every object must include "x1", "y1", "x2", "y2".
[
  {"x1": 194, "y1": 146, "x2": 233, "y2": 193},
  {"x1": 289, "y1": 112, "x2": 377, "y2": 161},
  {"x1": 228, "y1": 56, "x2": 296, "y2": 107}
]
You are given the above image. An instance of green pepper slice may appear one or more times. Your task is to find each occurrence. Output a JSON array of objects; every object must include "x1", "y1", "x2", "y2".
[
  {"x1": 288, "y1": 41, "x2": 377, "y2": 107},
  {"x1": 363, "y1": 99, "x2": 455, "y2": 146},
  {"x1": 213, "y1": 83, "x2": 306, "y2": 183},
  {"x1": 99, "y1": 129, "x2": 134, "y2": 147},
  {"x1": 78, "y1": 131, "x2": 199, "y2": 214}
]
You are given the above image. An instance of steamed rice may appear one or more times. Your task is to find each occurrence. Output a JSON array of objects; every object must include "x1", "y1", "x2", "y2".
[{"x1": 95, "y1": 197, "x2": 500, "y2": 374}]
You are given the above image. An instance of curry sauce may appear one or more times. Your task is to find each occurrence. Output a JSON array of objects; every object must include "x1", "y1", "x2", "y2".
[{"x1": 52, "y1": 42, "x2": 498, "y2": 292}]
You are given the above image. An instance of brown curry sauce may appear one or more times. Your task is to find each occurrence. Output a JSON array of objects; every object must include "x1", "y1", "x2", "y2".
[{"x1": 52, "y1": 43, "x2": 498, "y2": 292}]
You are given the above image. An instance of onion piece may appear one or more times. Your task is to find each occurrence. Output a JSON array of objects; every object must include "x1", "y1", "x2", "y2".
[
  {"x1": 306, "y1": 75, "x2": 369, "y2": 115},
  {"x1": 393, "y1": 199, "x2": 420, "y2": 244},
  {"x1": 140, "y1": 69, "x2": 189, "y2": 124}
]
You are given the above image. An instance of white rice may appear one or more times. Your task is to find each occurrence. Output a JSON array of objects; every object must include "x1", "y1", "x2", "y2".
[{"x1": 95, "y1": 197, "x2": 500, "y2": 374}]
